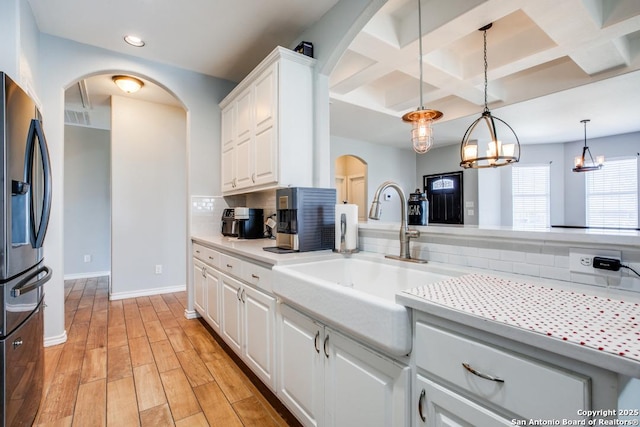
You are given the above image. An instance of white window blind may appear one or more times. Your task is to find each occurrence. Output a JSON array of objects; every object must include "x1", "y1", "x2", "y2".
[
  {"x1": 512, "y1": 164, "x2": 550, "y2": 228},
  {"x1": 586, "y1": 157, "x2": 638, "y2": 229}
]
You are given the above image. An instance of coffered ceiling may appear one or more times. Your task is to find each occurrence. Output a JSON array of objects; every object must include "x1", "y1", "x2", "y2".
[{"x1": 329, "y1": 0, "x2": 640, "y2": 147}]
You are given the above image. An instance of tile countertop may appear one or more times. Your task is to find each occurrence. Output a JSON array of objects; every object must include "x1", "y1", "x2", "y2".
[{"x1": 398, "y1": 274, "x2": 640, "y2": 379}]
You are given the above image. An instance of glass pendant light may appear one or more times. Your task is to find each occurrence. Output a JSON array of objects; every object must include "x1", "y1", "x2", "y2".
[
  {"x1": 572, "y1": 119, "x2": 604, "y2": 172},
  {"x1": 402, "y1": 0, "x2": 443, "y2": 154},
  {"x1": 460, "y1": 24, "x2": 520, "y2": 168}
]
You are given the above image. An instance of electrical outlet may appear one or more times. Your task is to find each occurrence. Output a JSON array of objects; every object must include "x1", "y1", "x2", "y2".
[
  {"x1": 155, "y1": 265, "x2": 162, "y2": 274},
  {"x1": 83, "y1": 254, "x2": 91, "y2": 263},
  {"x1": 569, "y1": 248, "x2": 621, "y2": 275}
]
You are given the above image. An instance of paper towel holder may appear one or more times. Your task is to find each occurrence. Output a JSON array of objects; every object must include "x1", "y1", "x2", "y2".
[{"x1": 333, "y1": 204, "x2": 359, "y2": 254}]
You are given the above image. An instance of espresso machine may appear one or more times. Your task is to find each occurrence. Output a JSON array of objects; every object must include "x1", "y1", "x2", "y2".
[{"x1": 269, "y1": 187, "x2": 336, "y2": 252}]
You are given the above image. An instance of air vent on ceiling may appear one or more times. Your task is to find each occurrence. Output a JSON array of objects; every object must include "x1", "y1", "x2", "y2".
[{"x1": 65, "y1": 109, "x2": 91, "y2": 126}]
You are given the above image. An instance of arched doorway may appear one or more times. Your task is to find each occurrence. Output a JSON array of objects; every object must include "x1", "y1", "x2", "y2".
[
  {"x1": 63, "y1": 73, "x2": 187, "y2": 298},
  {"x1": 335, "y1": 154, "x2": 368, "y2": 221}
]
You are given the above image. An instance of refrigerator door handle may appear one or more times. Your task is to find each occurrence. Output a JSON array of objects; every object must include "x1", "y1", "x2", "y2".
[
  {"x1": 11, "y1": 265, "x2": 52, "y2": 297},
  {"x1": 25, "y1": 119, "x2": 53, "y2": 249}
]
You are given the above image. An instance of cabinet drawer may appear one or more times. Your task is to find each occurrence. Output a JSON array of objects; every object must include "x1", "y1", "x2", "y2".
[
  {"x1": 241, "y1": 262, "x2": 272, "y2": 293},
  {"x1": 220, "y1": 253, "x2": 241, "y2": 277},
  {"x1": 193, "y1": 243, "x2": 219, "y2": 267},
  {"x1": 415, "y1": 323, "x2": 590, "y2": 420}
]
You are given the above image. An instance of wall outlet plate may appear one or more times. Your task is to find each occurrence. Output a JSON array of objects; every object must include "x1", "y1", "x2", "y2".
[{"x1": 569, "y1": 248, "x2": 621, "y2": 275}]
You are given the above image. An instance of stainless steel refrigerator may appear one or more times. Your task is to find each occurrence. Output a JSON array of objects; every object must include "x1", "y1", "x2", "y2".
[{"x1": 0, "y1": 72, "x2": 52, "y2": 426}]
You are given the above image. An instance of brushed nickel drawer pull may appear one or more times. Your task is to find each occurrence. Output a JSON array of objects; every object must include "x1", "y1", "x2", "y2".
[
  {"x1": 323, "y1": 335, "x2": 330, "y2": 358},
  {"x1": 226, "y1": 264, "x2": 233, "y2": 268},
  {"x1": 314, "y1": 331, "x2": 320, "y2": 353},
  {"x1": 251, "y1": 274, "x2": 260, "y2": 279},
  {"x1": 462, "y1": 362, "x2": 504, "y2": 383}
]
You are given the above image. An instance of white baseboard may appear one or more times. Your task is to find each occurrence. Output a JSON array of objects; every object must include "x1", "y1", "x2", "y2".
[
  {"x1": 109, "y1": 284, "x2": 186, "y2": 301},
  {"x1": 64, "y1": 271, "x2": 111, "y2": 280},
  {"x1": 184, "y1": 309, "x2": 200, "y2": 319},
  {"x1": 44, "y1": 330, "x2": 67, "y2": 347}
]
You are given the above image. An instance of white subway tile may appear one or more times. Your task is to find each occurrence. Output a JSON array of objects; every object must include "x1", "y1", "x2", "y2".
[
  {"x1": 468, "y1": 257, "x2": 490, "y2": 269},
  {"x1": 554, "y1": 255, "x2": 570, "y2": 268},
  {"x1": 525, "y1": 252, "x2": 555, "y2": 266},
  {"x1": 540, "y1": 266, "x2": 570, "y2": 281},
  {"x1": 512, "y1": 262, "x2": 540, "y2": 277},
  {"x1": 488, "y1": 259, "x2": 513, "y2": 273},
  {"x1": 501, "y1": 250, "x2": 526, "y2": 263},
  {"x1": 448, "y1": 255, "x2": 468, "y2": 266},
  {"x1": 477, "y1": 248, "x2": 501, "y2": 260}
]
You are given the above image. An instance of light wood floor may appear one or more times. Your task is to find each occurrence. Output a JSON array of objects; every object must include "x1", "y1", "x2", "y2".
[{"x1": 34, "y1": 277, "x2": 291, "y2": 426}]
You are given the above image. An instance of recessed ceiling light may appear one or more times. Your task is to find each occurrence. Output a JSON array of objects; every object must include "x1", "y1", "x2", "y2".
[{"x1": 124, "y1": 35, "x2": 145, "y2": 47}]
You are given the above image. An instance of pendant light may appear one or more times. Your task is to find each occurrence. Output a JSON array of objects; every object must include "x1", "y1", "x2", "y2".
[
  {"x1": 402, "y1": 0, "x2": 443, "y2": 154},
  {"x1": 572, "y1": 119, "x2": 604, "y2": 172},
  {"x1": 460, "y1": 24, "x2": 520, "y2": 168}
]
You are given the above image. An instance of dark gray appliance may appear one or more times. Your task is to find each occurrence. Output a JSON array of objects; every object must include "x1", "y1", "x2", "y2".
[
  {"x1": 0, "y1": 72, "x2": 52, "y2": 427},
  {"x1": 273, "y1": 187, "x2": 335, "y2": 252},
  {"x1": 234, "y1": 207, "x2": 264, "y2": 239},
  {"x1": 221, "y1": 208, "x2": 238, "y2": 237}
]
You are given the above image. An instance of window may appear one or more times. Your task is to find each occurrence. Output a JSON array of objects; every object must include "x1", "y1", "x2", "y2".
[
  {"x1": 512, "y1": 164, "x2": 550, "y2": 228},
  {"x1": 586, "y1": 157, "x2": 638, "y2": 229}
]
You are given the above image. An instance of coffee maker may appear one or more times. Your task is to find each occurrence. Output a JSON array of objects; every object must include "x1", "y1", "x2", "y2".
[
  {"x1": 274, "y1": 187, "x2": 335, "y2": 252},
  {"x1": 235, "y1": 207, "x2": 264, "y2": 239}
]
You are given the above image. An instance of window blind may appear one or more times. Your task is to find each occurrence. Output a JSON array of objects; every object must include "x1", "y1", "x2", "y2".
[
  {"x1": 512, "y1": 164, "x2": 550, "y2": 228},
  {"x1": 586, "y1": 157, "x2": 638, "y2": 229}
]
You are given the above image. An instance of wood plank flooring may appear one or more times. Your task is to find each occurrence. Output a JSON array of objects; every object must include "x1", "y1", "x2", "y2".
[{"x1": 34, "y1": 277, "x2": 291, "y2": 426}]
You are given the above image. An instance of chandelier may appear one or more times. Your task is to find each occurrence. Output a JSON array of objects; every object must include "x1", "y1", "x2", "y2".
[{"x1": 573, "y1": 119, "x2": 604, "y2": 172}]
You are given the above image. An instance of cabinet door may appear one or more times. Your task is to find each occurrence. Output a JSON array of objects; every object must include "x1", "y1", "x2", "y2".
[
  {"x1": 242, "y1": 286, "x2": 276, "y2": 390},
  {"x1": 221, "y1": 143, "x2": 236, "y2": 192},
  {"x1": 205, "y1": 268, "x2": 221, "y2": 333},
  {"x1": 193, "y1": 259, "x2": 206, "y2": 315},
  {"x1": 325, "y1": 329, "x2": 410, "y2": 427},
  {"x1": 277, "y1": 304, "x2": 324, "y2": 427},
  {"x1": 220, "y1": 274, "x2": 242, "y2": 355},
  {"x1": 253, "y1": 64, "x2": 278, "y2": 186},
  {"x1": 415, "y1": 375, "x2": 512, "y2": 427}
]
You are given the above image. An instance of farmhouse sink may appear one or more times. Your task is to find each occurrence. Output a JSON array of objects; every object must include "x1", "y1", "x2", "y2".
[{"x1": 272, "y1": 253, "x2": 457, "y2": 356}]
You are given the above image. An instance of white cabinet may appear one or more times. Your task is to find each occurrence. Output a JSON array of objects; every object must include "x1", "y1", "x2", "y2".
[
  {"x1": 193, "y1": 258, "x2": 207, "y2": 315},
  {"x1": 220, "y1": 46, "x2": 315, "y2": 195},
  {"x1": 277, "y1": 304, "x2": 410, "y2": 427},
  {"x1": 413, "y1": 320, "x2": 591, "y2": 425},
  {"x1": 415, "y1": 375, "x2": 512, "y2": 427},
  {"x1": 220, "y1": 270, "x2": 277, "y2": 390},
  {"x1": 204, "y1": 267, "x2": 221, "y2": 331}
]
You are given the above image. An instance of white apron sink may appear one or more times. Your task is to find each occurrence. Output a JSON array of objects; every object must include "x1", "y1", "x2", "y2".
[{"x1": 272, "y1": 253, "x2": 457, "y2": 356}]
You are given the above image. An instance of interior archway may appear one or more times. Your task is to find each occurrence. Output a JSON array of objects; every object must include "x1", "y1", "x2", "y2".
[{"x1": 335, "y1": 154, "x2": 368, "y2": 221}]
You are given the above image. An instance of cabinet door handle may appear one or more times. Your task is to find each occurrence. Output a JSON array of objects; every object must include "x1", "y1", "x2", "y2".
[
  {"x1": 241, "y1": 289, "x2": 246, "y2": 303},
  {"x1": 251, "y1": 273, "x2": 260, "y2": 279},
  {"x1": 202, "y1": 267, "x2": 207, "y2": 278},
  {"x1": 314, "y1": 331, "x2": 320, "y2": 353},
  {"x1": 251, "y1": 173, "x2": 256, "y2": 183},
  {"x1": 418, "y1": 389, "x2": 426, "y2": 422},
  {"x1": 323, "y1": 335, "x2": 330, "y2": 358},
  {"x1": 462, "y1": 363, "x2": 504, "y2": 383},
  {"x1": 236, "y1": 288, "x2": 242, "y2": 300}
]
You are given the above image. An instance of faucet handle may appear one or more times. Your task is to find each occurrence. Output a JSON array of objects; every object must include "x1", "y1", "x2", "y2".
[{"x1": 407, "y1": 228, "x2": 420, "y2": 239}]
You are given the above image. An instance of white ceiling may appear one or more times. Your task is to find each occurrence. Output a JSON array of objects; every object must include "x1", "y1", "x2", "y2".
[{"x1": 29, "y1": 0, "x2": 640, "y2": 147}]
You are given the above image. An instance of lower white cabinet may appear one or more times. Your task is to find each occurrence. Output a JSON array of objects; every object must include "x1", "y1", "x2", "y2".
[
  {"x1": 193, "y1": 258, "x2": 207, "y2": 315},
  {"x1": 221, "y1": 272, "x2": 277, "y2": 390},
  {"x1": 277, "y1": 304, "x2": 410, "y2": 427},
  {"x1": 415, "y1": 375, "x2": 512, "y2": 427}
]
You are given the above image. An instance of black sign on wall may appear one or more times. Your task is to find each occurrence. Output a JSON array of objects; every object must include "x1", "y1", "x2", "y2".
[{"x1": 423, "y1": 171, "x2": 464, "y2": 224}]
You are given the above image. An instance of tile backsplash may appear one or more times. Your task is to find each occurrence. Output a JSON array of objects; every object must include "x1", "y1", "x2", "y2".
[{"x1": 359, "y1": 228, "x2": 640, "y2": 294}]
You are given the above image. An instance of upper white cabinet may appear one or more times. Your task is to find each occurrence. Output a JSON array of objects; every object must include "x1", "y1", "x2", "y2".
[{"x1": 220, "y1": 46, "x2": 315, "y2": 195}]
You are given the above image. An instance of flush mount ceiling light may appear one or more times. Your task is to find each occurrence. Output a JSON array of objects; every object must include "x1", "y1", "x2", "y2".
[
  {"x1": 112, "y1": 75, "x2": 144, "y2": 93},
  {"x1": 402, "y1": 0, "x2": 443, "y2": 154},
  {"x1": 124, "y1": 35, "x2": 145, "y2": 47},
  {"x1": 573, "y1": 119, "x2": 604, "y2": 172},
  {"x1": 460, "y1": 23, "x2": 520, "y2": 169}
]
